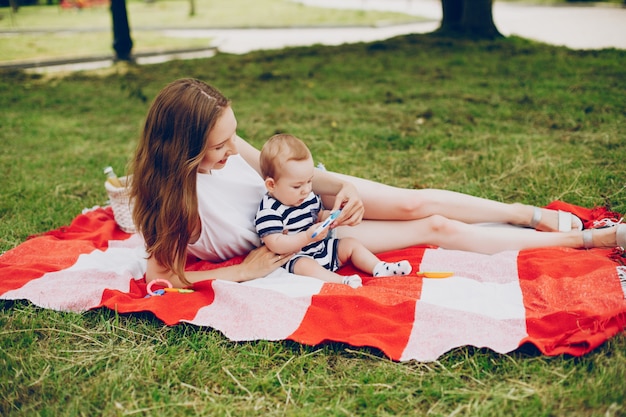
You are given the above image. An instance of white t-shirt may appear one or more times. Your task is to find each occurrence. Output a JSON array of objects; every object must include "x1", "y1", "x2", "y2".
[{"x1": 187, "y1": 154, "x2": 266, "y2": 262}]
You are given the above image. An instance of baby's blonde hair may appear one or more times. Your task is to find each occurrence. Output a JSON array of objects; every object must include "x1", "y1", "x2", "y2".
[{"x1": 259, "y1": 134, "x2": 312, "y2": 180}]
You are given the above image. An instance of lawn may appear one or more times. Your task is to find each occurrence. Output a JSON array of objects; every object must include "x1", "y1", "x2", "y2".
[
  {"x1": 1, "y1": 14, "x2": 625, "y2": 417},
  {"x1": 0, "y1": 0, "x2": 423, "y2": 63}
]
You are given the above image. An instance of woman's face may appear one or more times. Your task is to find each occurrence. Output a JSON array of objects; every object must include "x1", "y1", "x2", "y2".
[{"x1": 198, "y1": 106, "x2": 239, "y2": 173}]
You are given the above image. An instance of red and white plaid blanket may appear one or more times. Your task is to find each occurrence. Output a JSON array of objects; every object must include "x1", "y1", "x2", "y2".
[{"x1": 1, "y1": 203, "x2": 624, "y2": 361}]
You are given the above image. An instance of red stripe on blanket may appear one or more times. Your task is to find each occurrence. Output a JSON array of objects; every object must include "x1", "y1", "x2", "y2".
[
  {"x1": 518, "y1": 247, "x2": 625, "y2": 356},
  {"x1": 0, "y1": 208, "x2": 129, "y2": 295},
  {"x1": 97, "y1": 241, "x2": 245, "y2": 324},
  {"x1": 290, "y1": 248, "x2": 425, "y2": 359},
  {"x1": 289, "y1": 286, "x2": 418, "y2": 359},
  {"x1": 99, "y1": 280, "x2": 217, "y2": 325},
  {"x1": 517, "y1": 202, "x2": 626, "y2": 355}
]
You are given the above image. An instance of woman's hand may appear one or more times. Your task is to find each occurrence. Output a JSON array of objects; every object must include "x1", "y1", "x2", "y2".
[
  {"x1": 331, "y1": 181, "x2": 364, "y2": 227},
  {"x1": 238, "y1": 245, "x2": 294, "y2": 281},
  {"x1": 310, "y1": 164, "x2": 364, "y2": 228}
]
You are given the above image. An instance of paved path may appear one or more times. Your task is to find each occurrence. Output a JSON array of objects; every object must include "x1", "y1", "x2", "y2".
[
  {"x1": 174, "y1": 22, "x2": 439, "y2": 55},
  {"x1": 176, "y1": 0, "x2": 626, "y2": 55},
  {"x1": 164, "y1": 0, "x2": 626, "y2": 55},
  {"x1": 294, "y1": 0, "x2": 626, "y2": 50}
]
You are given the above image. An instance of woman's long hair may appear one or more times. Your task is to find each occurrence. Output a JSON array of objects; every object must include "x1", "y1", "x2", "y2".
[{"x1": 130, "y1": 78, "x2": 230, "y2": 285}]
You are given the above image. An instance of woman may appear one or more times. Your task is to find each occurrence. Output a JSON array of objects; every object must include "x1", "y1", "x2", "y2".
[{"x1": 130, "y1": 78, "x2": 625, "y2": 287}]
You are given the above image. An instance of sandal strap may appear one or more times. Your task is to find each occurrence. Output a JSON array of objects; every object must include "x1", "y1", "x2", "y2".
[
  {"x1": 558, "y1": 210, "x2": 571, "y2": 232},
  {"x1": 529, "y1": 207, "x2": 583, "y2": 232},
  {"x1": 617, "y1": 224, "x2": 626, "y2": 250},
  {"x1": 582, "y1": 229, "x2": 594, "y2": 249},
  {"x1": 529, "y1": 206, "x2": 542, "y2": 229}
]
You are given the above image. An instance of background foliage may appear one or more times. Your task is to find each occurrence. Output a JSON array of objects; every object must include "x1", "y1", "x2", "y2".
[{"x1": 0, "y1": 0, "x2": 421, "y2": 62}]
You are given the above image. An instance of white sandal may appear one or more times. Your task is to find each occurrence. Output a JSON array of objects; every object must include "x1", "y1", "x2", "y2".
[
  {"x1": 582, "y1": 229, "x2": 594, "y2": 249},
  {"x1": 530, "y1": 206, "x2": 584, "y2": 232},
  {"x1": 582, "y1": 222, "x2": 626, "y2": 249},
  {"x1": 617, "y1": 223, "x2": 626, "y2": 250}
]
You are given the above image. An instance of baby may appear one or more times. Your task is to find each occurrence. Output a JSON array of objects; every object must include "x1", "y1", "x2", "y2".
[{"x1": 254, "y1": 133, "x2": 411, "y2": 288}]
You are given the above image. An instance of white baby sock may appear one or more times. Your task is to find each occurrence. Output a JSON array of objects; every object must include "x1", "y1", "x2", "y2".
[
  {"x1": 373, "y1": 260, "x2": 412, "y2": 277},
  {"x1": 342, "y1": 274, "x2": 363, "y2": 288}
]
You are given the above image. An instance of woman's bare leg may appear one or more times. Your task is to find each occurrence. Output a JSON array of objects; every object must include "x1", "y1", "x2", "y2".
[
  {"x1": 335, "y1": 215, "x2": 620, "y2": 255},
  {"x1": 324, "y1": 172, "x2": 577, "y2": 231}
]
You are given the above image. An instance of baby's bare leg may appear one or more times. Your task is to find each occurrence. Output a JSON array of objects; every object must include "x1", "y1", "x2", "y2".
[
  {"x1": 292, "y1": 257, "x2": 344, "y2": 284},
  {"x1": 336, "y1": 237, "x2": 380, "y2": 274}
]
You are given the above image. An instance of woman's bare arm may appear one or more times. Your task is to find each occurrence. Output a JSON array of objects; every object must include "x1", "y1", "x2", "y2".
[
  {"x1": 237, "y1": 135, "x2": 262, "y2": 175},
  {"x1": 311, "y1": 168, "x2": 364, "y2": 226},
  {"x1": 145, "y1": 245, "x2": 293, "y2": 287}
]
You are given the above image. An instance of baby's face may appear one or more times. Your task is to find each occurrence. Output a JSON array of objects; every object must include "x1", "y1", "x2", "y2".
[{"x1": 268, "y1": 158, "x2": 314, "y2": 207}]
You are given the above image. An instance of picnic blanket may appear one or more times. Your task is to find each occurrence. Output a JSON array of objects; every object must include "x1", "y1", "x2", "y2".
[{"x1": 1, "y1": 202, "x2": 625, "y2": 362}]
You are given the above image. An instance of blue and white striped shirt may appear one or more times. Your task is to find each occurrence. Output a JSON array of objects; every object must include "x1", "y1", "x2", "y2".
[
  {"x1": 255, "y1": 192, "x2": 341, "y2": 273},
  {"x1": 255, "y1": 192, "x2": 325, "y2": 254}
]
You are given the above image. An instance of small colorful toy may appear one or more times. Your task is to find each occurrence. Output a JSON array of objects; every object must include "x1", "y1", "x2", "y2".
[
  {"x1": 312, "y1": 209, "x2": 341, "y2": 238},
  {"x1": 416, "y1": 271, "x2": 454, "y2": 278},
  {"x1": 163, "y1": 288, "x2": 195, "y2": 293},
  {"x1": 146, "y1": 278, "x2": 194, "y2": 297}
]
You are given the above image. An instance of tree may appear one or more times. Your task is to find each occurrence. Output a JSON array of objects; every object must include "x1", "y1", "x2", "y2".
[
  {"x1": 437, "y1": 0, "x2": 502, "y2": 39},
  {"x1": 110, "y1": 0, "x2": 133, "y2": 61}
]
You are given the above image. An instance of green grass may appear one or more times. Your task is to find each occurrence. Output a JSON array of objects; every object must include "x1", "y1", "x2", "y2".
[
  {"x1": 0, "y1": 30, "x2": 213, "y2": 61},
  {"x1": 1, "y1": 26, "x2": 625, "y2": 417},
  {"x1": 0, "y1": 0, "x2": 423, "y2": 63}
]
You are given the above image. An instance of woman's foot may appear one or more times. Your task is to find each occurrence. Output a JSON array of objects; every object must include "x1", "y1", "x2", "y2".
[
  {"x1": 527, "y1": 206, "x2": 583, "y2": 232},
  {"x1": 582, "y1": 223, "x2": 626, "y2": 249}
]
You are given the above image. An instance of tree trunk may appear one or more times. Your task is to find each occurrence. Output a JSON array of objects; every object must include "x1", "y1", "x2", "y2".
[
  {"x1": 110, "y1": 0, "x2": 134, "y2": 61},
  {"x1": 438, "y1": 0, "x2": 502, "y2": 39},
  {"x1": 9, "y1": 0, "x2": 19, "y2": 13},
  {"x1": 440, "y1": 0, "x2": 463, "y2": 33}
]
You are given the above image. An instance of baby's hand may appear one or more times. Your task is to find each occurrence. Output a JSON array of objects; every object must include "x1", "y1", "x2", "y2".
[
  {"x1": 308, "y1": 222, "x2": 329, "y2": 241},
  {"x1": 311, "y1": 209, "x2": 341, "y2": 239}
]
